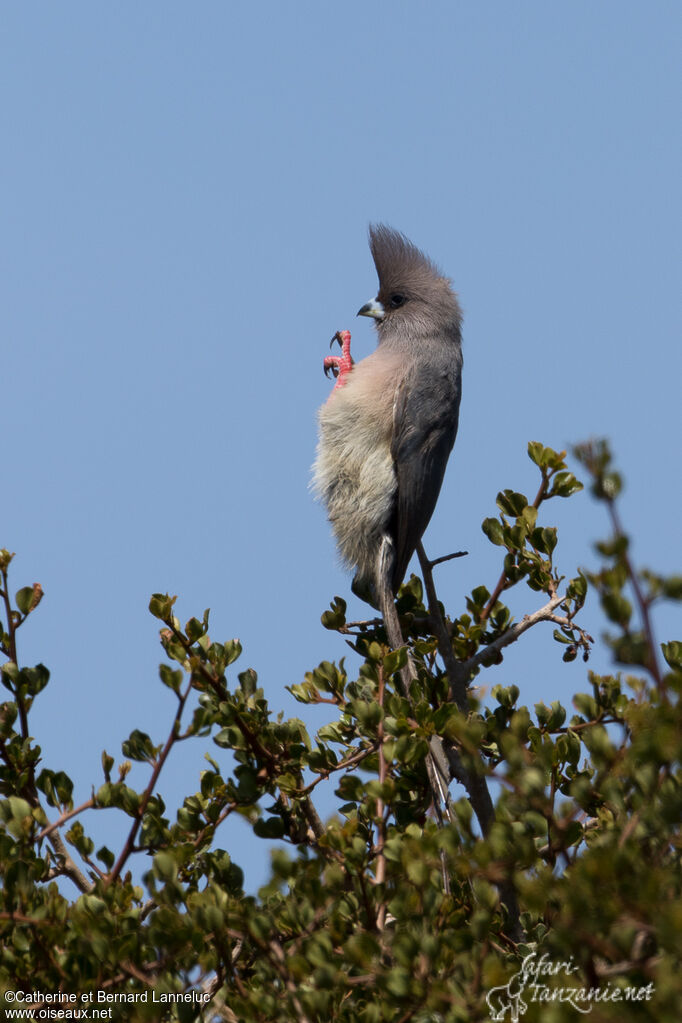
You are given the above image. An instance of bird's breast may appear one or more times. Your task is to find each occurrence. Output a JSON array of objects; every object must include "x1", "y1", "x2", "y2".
[{"x1": 320, "y1": 349, "x2": 405, "y2": 438}]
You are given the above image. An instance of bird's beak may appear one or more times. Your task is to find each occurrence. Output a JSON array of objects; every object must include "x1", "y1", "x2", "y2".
[{"x1": 357, "y1": 298, "x2": 385, "y2": 321}]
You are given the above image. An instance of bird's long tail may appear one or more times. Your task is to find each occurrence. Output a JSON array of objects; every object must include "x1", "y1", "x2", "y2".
[{"x1": 377, "y1": 537, "x2": 453, "y2": 842}]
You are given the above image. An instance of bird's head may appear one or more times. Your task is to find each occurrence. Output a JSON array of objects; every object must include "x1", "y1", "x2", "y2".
[{"x1": 358, "y1": 224, "x2": 462, "y2": 344}]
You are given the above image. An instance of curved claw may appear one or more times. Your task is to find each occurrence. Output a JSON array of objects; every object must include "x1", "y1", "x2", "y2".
[{"x1": 323, "y1": 330, "x2": 353, "y2": 397}]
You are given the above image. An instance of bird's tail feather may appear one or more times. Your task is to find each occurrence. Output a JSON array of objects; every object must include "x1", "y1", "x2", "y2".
[{"x1": 377, "y1": 536, "x2": 453, "y2": 844}]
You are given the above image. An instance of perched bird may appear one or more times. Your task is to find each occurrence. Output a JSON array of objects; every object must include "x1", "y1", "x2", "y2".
[{"x1": 313, "y1": 224, "x2": 463, "y2": 607}]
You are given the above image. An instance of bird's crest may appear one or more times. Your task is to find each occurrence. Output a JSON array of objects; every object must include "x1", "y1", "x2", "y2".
[{"x1": 368, "y1": 223, "x2": 442, "y2": 292}]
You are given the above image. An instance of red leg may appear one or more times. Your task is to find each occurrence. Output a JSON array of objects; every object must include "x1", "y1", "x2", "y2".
[{"x1": 323, "y1": 330, "x2": 353, "y2": 395}]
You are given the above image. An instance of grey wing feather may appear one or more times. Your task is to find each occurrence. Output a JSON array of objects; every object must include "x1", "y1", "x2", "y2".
[{"x1": 388, "y1": 361, "x2": 462, "y2": 591}]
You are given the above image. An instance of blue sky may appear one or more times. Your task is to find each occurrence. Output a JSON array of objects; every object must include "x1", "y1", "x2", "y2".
[{"x1": 2, "y1": 2, "x2": 680, "y2": 891}]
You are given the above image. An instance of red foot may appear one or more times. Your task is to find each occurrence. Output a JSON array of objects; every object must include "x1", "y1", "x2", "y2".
[{"x1": 324, "y1": 330, "x2": 353, "y2": 396}]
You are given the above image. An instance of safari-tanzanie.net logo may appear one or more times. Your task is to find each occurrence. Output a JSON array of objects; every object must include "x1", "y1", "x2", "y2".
[{"x1": 485, "y1": 952, "x2": 654, "y2": 1021}]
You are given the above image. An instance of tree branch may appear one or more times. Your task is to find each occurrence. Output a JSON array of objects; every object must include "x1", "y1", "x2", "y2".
[
  {"x1": 46, "y1": 830, "x2": 92, "y2": 893},
  {"x1": 38, "y1": 798, "x2": 96, "y2": 841},
  {"x1": 417, "y1": 542, "x2": 468, "y2": 713},
  {"x1": 105, "y1": 673, "x2": 194, "y2": 887},
  {"x1": 300, "y1": 741, "x2": 379, "y2": 795},
  {"x1": 425, "y1": 550, "x2": 468, "y2": 569},
  {"x1": 461, "y1": 592, "x2": 566, "y2": 679}
]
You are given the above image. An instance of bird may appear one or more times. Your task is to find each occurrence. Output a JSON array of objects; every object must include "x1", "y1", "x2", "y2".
[{"x1": 313, "y1": 224, "x2": 463, "y2": 611}]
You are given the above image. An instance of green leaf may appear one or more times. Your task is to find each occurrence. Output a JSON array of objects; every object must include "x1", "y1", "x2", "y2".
[
  {"x1": 540, "y1": 527, "x2": 557, "y2": 555},
  {"x1": 493, "y1": 684, "x2": 519, "y2": 709},
  {"x1": 383, "y1": 647, "x2": 407, "y2": 676},
  {"x1": 153, "y1": 850, "x2": 178, "y2": 881},
  {"x1": 527, "y1": 440, "x2": 545, "y2": 466},
  {"x1": 528, "y1": 442, "x2": 567, "y2": 470},
  {"x1": 149, "y1": 592, "x2": 177, "y2": 620},
  {"x1": 561, "y1": 820, "x2": 584, "y2": 848},
  {"x1": 224, "y1": 638, "x2": 243, "y2": 665},
  {"x1": 1, "y1": 796, "x2": 33, "y2": 825},
  {"x1": 321, "y1": 596, "x2": 347, "y2": 630},
  {"x1": 535, "y1": 702, "x2": 549, "y2": 727},
  {"x1": 564, "y1": 729, "x2": 582, "y2": 765},
  {"x1": 101, "y1": 750, "x2": 114, "y2": 781},
  {"x1": 159, "y1": 663, "x2": 183, "y2": 693},
  {"x1": 81, "y1": 894, "x2": 106, "y2": 916},
  {"x1": 601, "y1": 592, "x2": 632, "y2": 626},
  {"x1": 96, "y1": 845, "x2": 115, "y2": 870},
  {"x1": 595, "y1": 535, "x2": 629, "y2": 558},
  {"x1": 546, "y1": 701, "x2": 566, "y2": 729},
  {"x1": 19, "y1": 664, "x2": 50, "y2": 696},
  {"x1": 185, "y1": 616, "x2": 206, "y2": 642},
  {"x1": 0, "y1": 549, "x2": 15, "y2": 571},
  {"x1": 573, "y1": 692, "x2": 598, "y2": 719},
  {"x1": 214, "y1": 726, "x2": 247, "y2": 750},
  {"x1": 367, "y1": 642, "x2": 384, "y2": 663},
  {"x1": 66, "y1": 821, "x2": 94, "y2": 857},
  {"x1": 496, "y1": 490, "x2": 529, "y2": 517},
  {"x1": 15, "y1": 587, "x2": 35, "y2": 615},
  {"x1": 238, "y1": 668, "x2": 258, "y2": 695},
  {"x1": 95, "y1": 783, "x2": 113, "y2": 807},
  {"x1": 662, "y1": 641, "x2": 682, "y2": 671},
  {"x1": 567, "y1": 573, "x2": 588, "y2": 602},
  {"x1": 353, "y1": 700, "x2": 383, "y2": 730},
  {"x1": 482, "y1": 517, "x2": 505, "y2": 546},
  {"x1": 520, "y1": 505, "x2": 538, "y2": 530},
  {"x1": 36, "y1": 769, "x2": 74, "y2": 808},
  {"x1": 121, "y1": 729, "x2": 157, "y2": 763},
  {"x1": 662, "y1": 576, "x2": 682, "y2": 600},
  {"x1": 253, "y1": 816, "x2": 286, "y2": 839},
  {"x1": 469, "y1": 585, "x2": 491, "y2": 610},
  {"x1": 551, "y1": 472, "x2": 583, "y2": 498},
  {"x1": 1, "y1": 661, "x2": 19, "y2": 690}
]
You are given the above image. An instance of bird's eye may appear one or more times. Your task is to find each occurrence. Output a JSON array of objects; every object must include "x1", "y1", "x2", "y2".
[{"x1": 389, "y1": 293, "x2": 406, "y2": 309}]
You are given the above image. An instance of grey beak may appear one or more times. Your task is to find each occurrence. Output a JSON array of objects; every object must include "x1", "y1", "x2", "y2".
[{"x1": 357, "y1": 298, "x2": 385, "y2": 321}]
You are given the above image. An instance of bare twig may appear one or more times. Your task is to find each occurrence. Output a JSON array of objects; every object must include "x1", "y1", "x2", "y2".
[
  {"x1": 38, "y1": 798, "x2": 96, "y2": 841},
  {"x1": 300, "y1": 741, "x2": 379, "y2": 795},
  {"x1": 46, "y1": 830, "x2": 92, "y2": 893},
  {"x1": 105, "y1": 673, "x2": 194, "y2": 887},
  {"x1": 300, "y1": 793, "x2": 325, "y2": 841},
  {"x1": 594, "y1": 953, "x2": 661, "y2": 979},
  {"x1": 417, "y1": 542, "x2": 467, "y2": 713},
  {"x1": 426, "y1": 550, "x2": 468, "y2": 569},
  {"x1": 0, "y1": 572, "x2": 18, "y2": 663},
  {"x1": 460, "y1": 593, "x2": 566, "y2": 680},
  {"x1": 0, "y1": 911, "x2": 51, "y2": 925}
]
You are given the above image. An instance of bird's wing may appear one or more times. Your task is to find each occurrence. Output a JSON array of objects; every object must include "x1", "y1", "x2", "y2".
[{"x1": 389, "y1": 361, "x2": 462, "y2": 590}]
